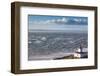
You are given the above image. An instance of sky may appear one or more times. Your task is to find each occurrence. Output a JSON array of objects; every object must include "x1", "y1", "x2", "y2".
[{"x1": 28, "y1": 15, "x2": 88, "y2": 32}]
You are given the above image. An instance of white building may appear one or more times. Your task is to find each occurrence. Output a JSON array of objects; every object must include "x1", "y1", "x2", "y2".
[{"x1": 74, "y1": 48, "x2": 88, "y2": 58}]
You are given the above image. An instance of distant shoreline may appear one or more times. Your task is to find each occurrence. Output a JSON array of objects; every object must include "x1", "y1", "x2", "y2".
[{"x1": 28, "y1": 30, "x2": 87, "y2": 33}]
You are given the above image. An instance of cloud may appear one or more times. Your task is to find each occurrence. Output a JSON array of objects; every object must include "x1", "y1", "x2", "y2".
[
  {"x1": 73, "y1": 18, "x2": 81, "y2": 22},
  {"x1": 29, "y1": 17, "x2": 68, "y2": 25},
  {"x1": 29, "y1": 17, "x2": 87, "y2": 26},
  {"x1": 45, "y1": 17, "x2": 68, "y2": 24},
  {"x1": 73, "y1": 18, "x2": 87, "y2": 23},
  {"x1": 61, "y1": 17, "x2": 68, "y2": 22}
]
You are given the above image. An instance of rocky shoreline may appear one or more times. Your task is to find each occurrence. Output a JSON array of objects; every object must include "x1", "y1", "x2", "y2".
[{"x1": 53, "y1": 54, "x2": 79, "y2": 60}]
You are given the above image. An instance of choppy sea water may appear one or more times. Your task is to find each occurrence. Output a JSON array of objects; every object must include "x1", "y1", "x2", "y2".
[{"x1": 28, "y1": 31, "x2": 88, "y2": 60}]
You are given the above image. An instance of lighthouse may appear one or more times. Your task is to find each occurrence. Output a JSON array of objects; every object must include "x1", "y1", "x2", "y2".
[
  {"x1": 80, "y1": 43, "x2": 83, "y2": 53},
  {"x1": 74, "y1": 43, "x2": 88, "y2": 58}
]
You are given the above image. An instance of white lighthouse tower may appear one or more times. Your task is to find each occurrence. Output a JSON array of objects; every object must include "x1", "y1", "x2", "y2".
[
  {"x1": 74, "y1": 43, "x2": 87, "y2": 58},
  {"x1": 74, "y1": 48, "x2": 82, "y2": 58}
]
